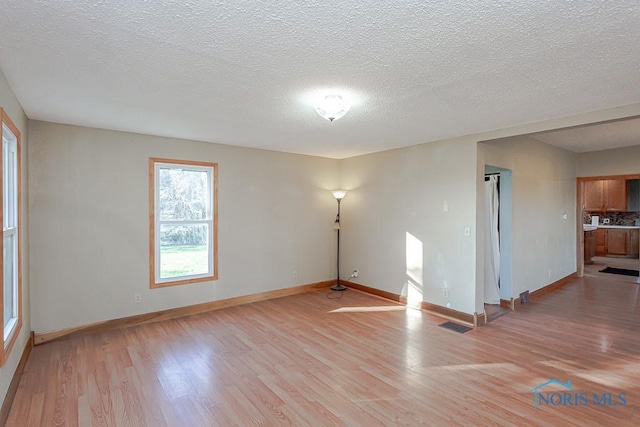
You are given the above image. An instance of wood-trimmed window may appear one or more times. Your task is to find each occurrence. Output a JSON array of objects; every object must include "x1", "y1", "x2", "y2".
[
  {"x1": 1, "y1": 109, "x2": 22, "y2": 365},
  {"x1": 149, "y1": 158, "x2": 218, "y2": 288}
]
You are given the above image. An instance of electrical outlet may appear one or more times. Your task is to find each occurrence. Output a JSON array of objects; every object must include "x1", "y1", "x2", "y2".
[
  {"x1": 134, "y1": 293, "x2": 142, "y2": 304},
  {"x1": 292, "y1": 270, "x2": 297, "y2": 279},
  {"x1": 443, "y1": 288, "x2": 449, "y2": 298},
  {"x1": 464, "y1": 226, "x2": 471, "y2": 236},
  {"x1": 351, "y1": 269, "x2": 359, "y2": 278}
]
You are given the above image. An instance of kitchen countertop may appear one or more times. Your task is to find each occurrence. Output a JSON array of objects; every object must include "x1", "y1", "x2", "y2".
[{"x1": 583, "y1": 224, "x2": 640, "y2": 230}]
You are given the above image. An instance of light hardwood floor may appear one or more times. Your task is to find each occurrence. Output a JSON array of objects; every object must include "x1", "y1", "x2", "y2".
[
  {"x1": 584, "y1": 256, "x2": 640, "y2": 284},
  {"x1": 7, "y1": 278, "x2": 640, "y2": 426}
]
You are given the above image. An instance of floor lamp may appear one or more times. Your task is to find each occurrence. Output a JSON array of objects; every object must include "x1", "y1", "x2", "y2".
[{"x1": 331, "y1": 190, "x2": 347, "y2": 291}]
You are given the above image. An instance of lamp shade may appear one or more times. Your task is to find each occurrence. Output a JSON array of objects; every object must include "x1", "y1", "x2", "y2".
[
  {"x1": 332, "y1": 190, "x2": 347, "y2": 200},
  {"x1": 315, "y1": 95, "x2": 351, "y2": 122}
]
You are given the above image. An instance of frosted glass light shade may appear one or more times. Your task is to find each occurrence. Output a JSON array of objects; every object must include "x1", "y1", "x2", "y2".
[
  {"x1": 332, "y1": 190, "x2": 347, "y2": 200},
  {"x1": 315, "y1": 95, "x2": 351, "y2": 122}
]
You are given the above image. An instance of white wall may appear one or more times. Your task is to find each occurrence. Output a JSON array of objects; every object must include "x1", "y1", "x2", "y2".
[
  {"x1": 340, "y1": 138, "x2": 479, "y2": 315},
  {"x1": 0, "y1": 69, "x2": 30, "y2": 406},
  {"x1": 28, "y1": 121, "x2": 339, "y2": 333},
  {"x1": 577, "y1": 145, "x2": 640, "y2": 177},
  {"x1": 480, "y1": 135, "x2": 577, "y2": 299}
]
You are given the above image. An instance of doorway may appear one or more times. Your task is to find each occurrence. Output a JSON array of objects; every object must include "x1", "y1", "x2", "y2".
[
  {"x1": 578, "y1": 175, "x2": 640, "y2": 285},
  {"x1": 484, "y1": 166, "x2": 513, "y2": 322}
]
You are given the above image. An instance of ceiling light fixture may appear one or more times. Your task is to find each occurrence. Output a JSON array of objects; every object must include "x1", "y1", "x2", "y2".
[{"x1": 315, "y1": 94, "x2": 351, "y2": 122}]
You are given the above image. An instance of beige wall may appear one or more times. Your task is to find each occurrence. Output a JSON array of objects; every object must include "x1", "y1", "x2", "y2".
[
  {"x1": 577, "y1": 145, "x2": 640, "y2": 177},
  {"x1": 340, "y1": 138, "x2": 479, "y2": 315},
  {"x1": 481, "y1": 136, "x2": 577, "y2": 298},
  {"x1": 337, "y1": 132, "x2": 580, "y2": 316},
  {"x1": 28, "y1": 121, "x2": 340, "y2": 333},
  {"x1": 0, "y1": 69, "x2": 30, "y2": 406}
]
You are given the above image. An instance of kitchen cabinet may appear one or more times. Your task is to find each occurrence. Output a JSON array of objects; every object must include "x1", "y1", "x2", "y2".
[
  {"x1": 596, "y1": 227, "x2": 640, "y2": 258},
  {"x1": 631, "y1": 229, "x2": 639, "y2": 258},
  {"x1": 584, "y1": 230, "x2": 596, "y2": 264},
  {"x1": 585, "y1": 181, "x2": 605, "y2": 211},
  {"x1": 595, "y1": 228, "x2": 606, "y2": 256},
  {"x1": 607, "y1": 229, "x2": 628, "y2": 255},
  {"x1": 606, "y1": 180, "x2": 627, "y2": 211},
  {"x1": 584, "y1": 179, "x2": 627, "y2": 211}
]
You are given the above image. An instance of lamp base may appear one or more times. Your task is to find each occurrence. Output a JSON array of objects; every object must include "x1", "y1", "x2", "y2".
[{"x1": 330, "y1": 283, "x2": 347, "y2": 291}]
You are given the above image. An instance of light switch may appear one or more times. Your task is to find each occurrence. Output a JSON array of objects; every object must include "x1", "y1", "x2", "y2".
[{"x1": 443, "y1": 201, "x2": 449, "y2": 212}]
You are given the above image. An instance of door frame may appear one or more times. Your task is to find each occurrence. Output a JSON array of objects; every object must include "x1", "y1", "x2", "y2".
[{"x1": 576, "y1": 174, "x2": 640, "y2": 277}]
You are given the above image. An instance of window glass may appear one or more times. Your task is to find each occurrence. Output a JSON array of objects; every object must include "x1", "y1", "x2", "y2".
[{"x1": 150, "y1": 159, "x2": 218, "y2": 288}]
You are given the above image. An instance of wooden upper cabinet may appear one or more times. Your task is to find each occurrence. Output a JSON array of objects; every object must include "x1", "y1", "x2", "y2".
[
  {"x1": 584, "y1": 179, "x2": 627, "y2": 211},
  {"x1": 605, "y1": 179, "x2": 627, "y2": 211},
  {"x1": 584, "y1": 180, "x2": 605, "y2": 211}
]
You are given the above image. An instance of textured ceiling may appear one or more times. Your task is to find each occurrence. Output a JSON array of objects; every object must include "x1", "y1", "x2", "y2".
[
  {"x1": 1, "y1": 1, "x2": 639, "y2": 159},
  {"x1": 532, "y1": 117, "x2": 640, "y2": 153}
]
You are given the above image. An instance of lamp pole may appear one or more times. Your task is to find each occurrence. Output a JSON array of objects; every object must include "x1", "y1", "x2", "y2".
[{"x1": 331, "y1": 191, "x2": 347, "y2": 291}]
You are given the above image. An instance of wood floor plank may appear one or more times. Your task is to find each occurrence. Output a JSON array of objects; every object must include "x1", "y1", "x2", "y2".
[{"x1": 7, "y1": 276, "x2": 640, "y2": 425}]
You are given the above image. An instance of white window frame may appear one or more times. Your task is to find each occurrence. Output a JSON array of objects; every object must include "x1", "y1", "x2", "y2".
[
  {"x1": 149, "y1": 158, "x2": 218, "y2": 288},
  {"x1": 1, "y1": 108, "x2": 22, "y2": 366}
]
